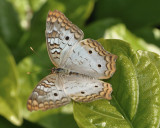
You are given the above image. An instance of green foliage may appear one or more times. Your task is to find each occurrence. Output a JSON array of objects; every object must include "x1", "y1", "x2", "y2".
[
  {"x1": 0, "y1": 0, "x2": 160, "y2": 128},
  {"x1": 0, "y1": 39, "x2": 22, "y2": 125},
  {"x1": 0, "y1": 0, "x2": 23, "y2": 58},
  {"x1": 74, "y1": 39, "x2": 160, "y2": 128},
  {"x1": 93, "y1": 0, "x2": 160, "y2": 29}
]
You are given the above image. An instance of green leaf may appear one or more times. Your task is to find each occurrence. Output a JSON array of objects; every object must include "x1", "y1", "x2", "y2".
[
  {"x1": 133, "y1": 27, "x2": 160, "y2": 48},
  {"x1": 0, "y1": 39, "x2": 22, "y2": 125},
  {"x1": 8, "y1": 0, "x2": 30, "y2": 28},
  {"x1": 73, "y1": 39, "x2": 160, "y2": 128},
  {"x1": 8, "y1": 0, "x2": 47, "y2": 29},
  {"x1": 93, "y1": 0, "x2": 160, "y2": 29},
  {"x1": 105, "y1": 24, "x2": 160, "y2": 55},
  {"x1": 37, "y1": 112, "x2": 78, "y2": 128},
  {"x1": 84, "y1": 18, "x2": 121, "y2": 39},
  {"x1": 132, "y1": 51, "x2": 160, "y2": 127},
  {"x1": 0, "y1": 0, "x2": 22, "y2": 52},
  {"x1": 29, "y1": 0, "x2": 47, "y2": 12},
  {"x1": 0, "y1": 115, "x2": 43, "y2": 128}
]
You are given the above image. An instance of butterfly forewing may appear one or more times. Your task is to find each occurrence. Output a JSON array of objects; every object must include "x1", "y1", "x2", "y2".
[
  {"x1": 64, "y1": 39, "x2": 117, "y2": 79},
  {"x1": 45, "y1": 10, "x2": 84, "y2": 67},
  {"x1": 46, "y1": 10, "x2": 117, "y2": 79},
  {"x1": 27, "y1": 73, "x2": 71, "y2": 111}
]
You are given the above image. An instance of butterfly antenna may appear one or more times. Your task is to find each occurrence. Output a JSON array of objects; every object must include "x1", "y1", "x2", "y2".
[
  {"x1": 29, "y1": 46, "x2": 53, "y2": 71},
  {"x1": 30, "y1": 46, "x2": 39, "y2": 56},
  {"x1": 26, "y1": 71, "x2": 40, "y2": 75},
  {"x1": 26, "y1": 71, "x2": 31, "y2": 75}
]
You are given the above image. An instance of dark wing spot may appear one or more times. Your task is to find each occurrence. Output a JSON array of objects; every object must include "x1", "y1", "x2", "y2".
[
  {"x1": 65, "y1": 36, "x2": 69, "y2": 40},
  {"x1": 54, "y1": 93, "x2": 58, "y2": 96},
  {"x1": 95, "y1": 86, "x2": 98, "y2": 87},
  {"x1": 89, "y1": 50, "x2": 92, "y2": 54},
  {"x1": 98, "y1": 64, "x2": 101, "y2": 67},
  {"x1": 81, "y1": 91, "x2": 85, "y2": 94}
]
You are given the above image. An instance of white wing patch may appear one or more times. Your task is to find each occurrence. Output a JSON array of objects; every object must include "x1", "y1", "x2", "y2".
[
  {"x1": 64, "y1": 39, "x2": 117, "y2": 79},
  {"x1": 62, "y1": 73, "x2": 112, "y2": 102}
]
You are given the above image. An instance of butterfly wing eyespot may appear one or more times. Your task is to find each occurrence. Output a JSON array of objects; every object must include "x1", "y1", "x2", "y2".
[
  {"x1": 54, "y1": 93, "x2": 58, "y2": 96},
  {"x1": 65, "y1": 36, "x2": 69, "y2": 40},
  {"x1": 89, "y1": 50, "x2": 92, "y2": 54},
  {"x1": 81, "y1": 91, "x2": 85, "y2": 94},
  {"x1": 98, "y1": 64, "x2": 101, "y2": 67}
]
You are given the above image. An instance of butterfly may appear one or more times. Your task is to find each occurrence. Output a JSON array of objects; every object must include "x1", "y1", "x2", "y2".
[{"x1": 27, "y1": 10, "x2": 117, "y2": 111}]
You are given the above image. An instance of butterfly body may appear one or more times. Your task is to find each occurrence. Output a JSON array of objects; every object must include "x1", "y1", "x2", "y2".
[{"x1": 27, "y1": 10, "x2": 117, "y2": 111}]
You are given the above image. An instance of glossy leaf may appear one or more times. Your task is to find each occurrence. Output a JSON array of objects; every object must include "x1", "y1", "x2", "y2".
[
  {"x1": 73, "y1": 39, "x2": 160, "y2": 128},
  {"x1": 105, "y1": 24, "x2": 160, "y2": 55},
  {"x1": 0, "y1": 39, "x2": 22, "y2": 125},
  {"x1": 132, "y1": 51, "x2": 160, "y2": 127}
]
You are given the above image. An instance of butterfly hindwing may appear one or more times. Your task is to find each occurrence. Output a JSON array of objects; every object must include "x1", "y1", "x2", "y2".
[
  {"x1": 27, "y1": 73, "x2": 71, "y2": 111},
  {"x1": 46, "y1": 10, "x2": 84, "y2": 67},
  {"x1": 62, "y1": 73, "x2": 113, "y2": 102},
  {"x1": 64, "y1": 39, "x2": 117, "y2": 79}
]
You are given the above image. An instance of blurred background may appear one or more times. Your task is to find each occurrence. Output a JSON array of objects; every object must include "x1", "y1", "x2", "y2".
[{"x1": 0, "y1": 0, "x2": 160, "y2": 127}]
